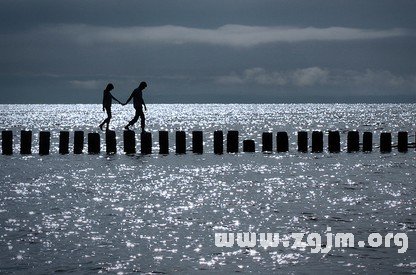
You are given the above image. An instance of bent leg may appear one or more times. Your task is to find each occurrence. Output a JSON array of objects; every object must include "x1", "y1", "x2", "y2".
[
  {"x1": 100, "y1": 107, "x2": 112, "y2": 129},
  {"x1": 127, "y1": 109, "x2": 140, "y2": 126},
  {"x1": 105, "y1": 108, "x2": 112, "y2": 125}
]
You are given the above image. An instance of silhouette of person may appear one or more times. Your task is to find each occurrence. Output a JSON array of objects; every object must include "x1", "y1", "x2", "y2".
[
  {"x1": 123, "y1": 81, "x2": 148, "y2": 132},
  {"x1": 99, "y1": 83, "x2": 122, "y2": 131}
]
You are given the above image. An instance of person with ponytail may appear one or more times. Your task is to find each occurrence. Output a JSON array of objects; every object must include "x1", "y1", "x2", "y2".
[{"x1": 99, "y1": 83, "x2": 122, "y2": 131}]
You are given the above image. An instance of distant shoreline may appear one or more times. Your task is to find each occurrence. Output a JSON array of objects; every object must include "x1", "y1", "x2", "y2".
[{"x1": 1, "y1": 102, "x2": 416, "y2": 105}]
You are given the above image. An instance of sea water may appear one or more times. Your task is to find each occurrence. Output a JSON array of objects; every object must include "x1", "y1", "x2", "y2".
[{"x1": 0, "y1": 104, "x2": 415, "y2": 273}]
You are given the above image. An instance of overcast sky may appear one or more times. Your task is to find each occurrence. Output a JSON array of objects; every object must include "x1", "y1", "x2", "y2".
[{"x1": 1, "y1": 0, "x2": 415, "y2": 103}]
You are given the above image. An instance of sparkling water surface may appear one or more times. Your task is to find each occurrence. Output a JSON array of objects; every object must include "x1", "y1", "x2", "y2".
[{"x1": 0, "y1": 104, "x2": 415, "y2": 274}]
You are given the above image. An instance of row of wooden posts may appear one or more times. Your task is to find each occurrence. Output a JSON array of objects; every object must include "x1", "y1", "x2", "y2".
[{"x1": 0, "y1": 130, "x2": 414, "y2": 155}]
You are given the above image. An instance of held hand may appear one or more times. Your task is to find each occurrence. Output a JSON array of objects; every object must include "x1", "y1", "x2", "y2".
[
  {"x1": 144, "y1": 107, "x2": 147, "y2": 112},
  {"x1": 103, "y1": 107, "x2": 105, "y2": 112}
]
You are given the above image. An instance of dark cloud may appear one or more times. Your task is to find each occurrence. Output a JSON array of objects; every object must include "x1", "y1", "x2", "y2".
[
  {"x1": 0, "y1": 0, "x2": 415, "y2": 103},
  {"x1": 2, "y1": 0, "x2": 416, "y2": 29}
]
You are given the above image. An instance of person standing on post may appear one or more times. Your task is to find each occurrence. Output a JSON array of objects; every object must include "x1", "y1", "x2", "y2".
[
  {"x1": 123, "y1": 81, "x2": 148, "y2": 132},
  {"x1": 99, "y1": 83, "x2": 122, "y2": 131}
]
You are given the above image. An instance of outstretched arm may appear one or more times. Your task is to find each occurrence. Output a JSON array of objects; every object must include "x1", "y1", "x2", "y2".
[
  {"x1": 123, "y1": 92, "x2": 134, "y2": 105},
  {"x1": 111, "y1": 94, "x2": 122, "y2": 104}
]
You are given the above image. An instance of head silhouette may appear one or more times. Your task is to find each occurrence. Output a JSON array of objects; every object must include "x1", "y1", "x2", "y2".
[
  {"x1": 106, "y1": 83, "x2": 114, "y2": 91},
  {"x1": 139, "y1": 81, "x2": 147, "y2": 90}
]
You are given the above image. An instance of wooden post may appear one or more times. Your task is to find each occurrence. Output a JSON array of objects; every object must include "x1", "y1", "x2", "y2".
[
  {"x1": 123, "y1": 130, "x2": 136, "y2": 154},
  {"x1": 159, "y1": 131, "x2": 169, "y2": 154},
  {"x1": 59, "y1": 131, "x2": 69, "y2": 154},
  {"x1": 243, "y1": 140, "x2": 255, "y2": 152},
  {"x1": 262, "y1": 132, "x2": 273, "y2": 152},
  {"x1": 39, "y1": 131, "x2": 50, "y2": 155},
  {"x1": 397, "y1": 131, "x2": 408, "y2": 153},
  {"x1": 73, "y1": 131, "x2": 84, "y2": 154},
  {"x1": 380, "y1": 132, "x2": 392, "y2": 153},
  {"x1": 2, "y1": 130, "x2": 13, "y2": 155},
  {"x1": 297, "y1": 131, "x2": 308, "y2": 152},
  {"x1": 276, "y1": 132, "x2": 288, "y2": 152},
  {"x1": 214, "y1": 131, "x2": 223, "y2": 155},
  {"x1": 106, "y1": 130, "x2": 117, "y2": 154},
  {"x1": 328, "y1": 131, "x2": 340, "y2": 153},
  {"x1": 192, "y1": 131, "x2": 203, "y2": 154},
  {"x1": 347, "y1": 131, "x2": 360, "y2": 153},
  {"x1": 141, "y1": 131, "x2": 152, "y2": 155},
  {"x1": 311, "y1": 131, "x2": 323, "y2": 153},
  {"x1": 227, "y1": 131, "x2": 239, "y2": 153},
  {"x1": 176, "y1": 131, "x2": 186, "y2": 154},
  {"x1": 88, "y1": 133, "x2": 100, "y2": 154},
  {"x1": 20, "y1": 130, "x2": 32, "y2": 154},
  {"x1": 363, "y1": 132, "x2": 372, "y2": 152}
]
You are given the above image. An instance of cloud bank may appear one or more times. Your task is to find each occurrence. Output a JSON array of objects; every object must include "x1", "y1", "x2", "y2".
[
  {"x1": 69, "y1": 80, "x2": 103, "y2": 90},
  {"x1": 216, "y1": 67, "x2": 416, "y2": 91},
  {"x1": 217, "y1": 67, "x2": 329, "y2": 86},
  {"x1": 28, "y1": 24, "x2": 412, "y2": 47}
]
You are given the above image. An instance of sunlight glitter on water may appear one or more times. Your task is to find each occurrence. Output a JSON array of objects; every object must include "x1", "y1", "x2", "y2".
[{"x1": 0, "y1": 104, "x2": 415, "y2": 273}]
